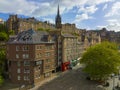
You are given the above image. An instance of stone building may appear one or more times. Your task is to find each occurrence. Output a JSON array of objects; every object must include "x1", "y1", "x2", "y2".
[
  {"x1": 7, "y1": 29, "x2": 56, "y2": 85},
  {"x1": 61, "y1": 33, "x2": 83, "y2": 71},
  {"x1": 81, "y1": 30, "x2": 101, "y2": 50},
  {"x1": 6, "y1": 15, "x2": 55, "y2": 34},
  {"x1": 6, "y1": 5, "x2": 81, "y2": 35},
  {"x1": 99, "y1": 28, "x2": 119, "y2": 43}
]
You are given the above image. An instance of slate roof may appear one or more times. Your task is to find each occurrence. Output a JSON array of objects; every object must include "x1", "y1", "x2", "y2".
[{"x1": 7, "y1": 29, "x2": 55, "y2": 44}]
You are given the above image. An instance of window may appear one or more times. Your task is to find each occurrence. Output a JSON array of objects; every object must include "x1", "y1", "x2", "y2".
[
  {"x1": 17, "y1": 61, "x2": 21, "y2": 67},
  {"x1": 23, "y1": 46, "x2": 29, "y2": 51},
  {"x1": 26, "y1": 54, "x2": 29, "y2": 58},
  {"x1": 36, "y1": 53, "x2": 42, "y2": 58},
  {"x1": 17, "y1": 68, "x2": 21, "y2": 73},
  {"x1": 24, "y1": 68, "x2": 30, "y2": 73},
  {"x1": 16, "y1": 54, "x2": 19, "y2": 59},
  {"x1": 23, "y1": 54, "x2": 29, "y2": 59},
  {"x1": 46, "y1": 59, "x2": 50, "y2": 63},
  {"x1": 36, "y1": 61, "x2": 42, "y2": 65},
  {"x1": 36, "y1": 45, "x2": 42, "y2": 50},
  {"x1": 45, "y1": 52, "x2": 50, "y2": 57},
  {"x1": 24, "y1": 61, "x2": 30, "y2": 66},
  {"x1": 44, "y1": 72, "x2": 50, "y2": 78},
  {"x1": 16, "y1": 46, "x2": 19, "y2": 51},
  {"x1": 24, "y1": 76, "x2": 29, "y2": 81},
  {"x1": 39, "y1": 53, "x2": 42, "y2": 57},
  {"x1": 18, "y1": 75, "x2": 21, "y2": 80}
]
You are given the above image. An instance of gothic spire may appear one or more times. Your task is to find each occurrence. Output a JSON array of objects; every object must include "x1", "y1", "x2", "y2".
[
  {"x1": 55, "y1": 4, "x2": 62, "y2": 29},
  {"x1": 57, "y1": 4, "x2": 60, "y2": 16}
]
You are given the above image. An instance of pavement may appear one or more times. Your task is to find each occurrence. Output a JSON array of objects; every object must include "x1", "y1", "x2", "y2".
[
  {"x1": 30, "y1": 64, "x2": 82, "y2": 90},
  {"x1": 32, "y1": 64, "x2": 104, "y2": 90}
]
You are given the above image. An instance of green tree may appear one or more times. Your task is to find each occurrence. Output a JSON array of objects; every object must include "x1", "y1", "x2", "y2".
[
  {"x1": 0, "y1": 75, "x2": 4, "y2": 86},
  {"x1": 37, "y1": 28, "x2": 50, "y2": 32},
  {"x1": 8, "y1": 30, "x2": 15, "y2": 35},
  {"x1": 0, "y1": 32, "x2": 8, "y2": 41},
  {"x1": 37, "y1": 28, "x2": 44, "y2": 31},
  {"x1": 80, "y1": 42, "x2": 120, "y2": 80},
  {"x1": 0, "y1": 24, "x2": 7, "y2": 33},
  {"x1": 0, "y1": 49, "x2": 6, "y2": 74},
  {"x1": 0, "y1": 48, "x2": 6, "y2": 86}
]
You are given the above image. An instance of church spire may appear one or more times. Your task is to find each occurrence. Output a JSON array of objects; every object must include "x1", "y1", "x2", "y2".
[
  {"x1": 55, "y1": 4, "x2": 62, "y2": 29},
  {"x1": 57, "y1": 4, "x2": 60, "y2": 16}
]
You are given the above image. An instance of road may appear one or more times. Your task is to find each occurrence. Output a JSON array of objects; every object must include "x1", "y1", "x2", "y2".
[{"x1": 36, "y1": 66, "x2": 104, "y2": 90}]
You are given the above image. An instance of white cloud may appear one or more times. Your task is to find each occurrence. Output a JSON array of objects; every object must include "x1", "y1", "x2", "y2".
[
  {"x1": 0, "y1": 0, "x2": 115, "y2": 17},
  {"x1": 87, "y1": 0, "x2": 114, "y2": 5},
  {"x1": 97, "y1": 19, "x2": 120, "y2": 32},
  {"x1": 78, "y1": 5, "x2": 98, "y2": 14},
  {"x1": 106, "y1": 19, "x2": 120, "y2": 31},
  {"x1": 103, "y1": 4, "x2": 108, "y2": 11},
  {"x1": 74, "y1": 13, "x2": 92, "y2": 23},
  {"x1": 0, "y1": 0, "x2": 39, "y2": 16},
  {"x1": 105, "y1": 2, "x2": 120, "y2": 17}
]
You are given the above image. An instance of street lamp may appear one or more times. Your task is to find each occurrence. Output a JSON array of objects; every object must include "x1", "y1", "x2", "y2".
[{"x1": 111, "y1": 73, "x2": 115, "y2": 90}]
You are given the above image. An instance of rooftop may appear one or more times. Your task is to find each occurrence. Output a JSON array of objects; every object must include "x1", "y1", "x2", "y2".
[{"x1": 7, "y1": 29, "x2": 55, "y2": 44}]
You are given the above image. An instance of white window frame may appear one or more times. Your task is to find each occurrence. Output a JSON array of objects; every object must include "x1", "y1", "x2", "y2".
[
  {"x1": 16, "y1": 46, "x2": 19, "y2": 51},
  {"x1": 18, "y1": 75, "x2": 21, "y2": 80},
  {"x1": 24, "y1": 68, "x2": 30, "y2": 73},
  {"x1": 23, "y1": 46, "x2": 29, "y2": 51},
  {"x1": 16, "y1": 54, "x2": 19, "y2": 59},
  {"x1": 23, "y1": 54, "x2": 29, "y2": 59},
  {"x1": 17, "y1": 68, "x2": 21, "y2": 73},
  {"x1": 24, "y1": 76, "x2": 29, "y2": 81},
  {"x1": 24, "y1": 61, "x2": 30, "y2": 66}
]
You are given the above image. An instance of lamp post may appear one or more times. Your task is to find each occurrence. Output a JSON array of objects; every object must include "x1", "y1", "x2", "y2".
[{"x1": 112, "y1": 73, "x2": 115, "y2": 90}]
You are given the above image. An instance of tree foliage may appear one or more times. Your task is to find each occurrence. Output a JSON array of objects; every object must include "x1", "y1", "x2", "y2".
[
  {"x1": 0, "y1": 75, "x2": 4, "y2": 86},
  {"x1": 0, "y1": 49, "x2": 6, "y2": 73},
  {"x1": 0, "y1": 49, "x2": 6, "y2": 85},
  {"x1": 8, "y1": 30, "x2": 15, "y2": 35},
  {"x1": 37, "y1": 28, "x2": 50, "y2": 32},
  {"x1": 0, "y1": 32, "x2": 8, "y2": 41},
  {"x1": 80, "y1": 42, "x2": 120, "y2": 80},
  {"x1": 0, "y1": 24, "x2": 7, "y2": 33}
]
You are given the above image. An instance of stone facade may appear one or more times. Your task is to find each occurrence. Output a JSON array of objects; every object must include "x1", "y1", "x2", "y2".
[
  {"x1": 6, "y1": 15, "x2": 55, "y2": 34},
  {"x1": 61, "y1": 33, "x2": 83, "y2": 71},
  {"x1": 7, "y1": 29, "x2": 56, "y2": 85}
]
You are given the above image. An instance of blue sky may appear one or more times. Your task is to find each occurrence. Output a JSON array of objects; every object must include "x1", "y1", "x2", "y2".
[{"x1": 0, "y1": 0, "x2": 120, "y2": 31}]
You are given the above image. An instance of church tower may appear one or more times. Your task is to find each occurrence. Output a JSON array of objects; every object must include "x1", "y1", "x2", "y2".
[{"x1": 55, "y1": 5, "x2": 62, "y2": 29}]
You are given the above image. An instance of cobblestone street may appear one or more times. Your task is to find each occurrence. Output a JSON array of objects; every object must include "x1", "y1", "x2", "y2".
[{"x1": 35, "y1": 66, "x2": 104, "y2": 90}]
